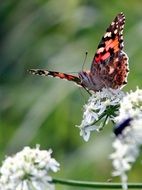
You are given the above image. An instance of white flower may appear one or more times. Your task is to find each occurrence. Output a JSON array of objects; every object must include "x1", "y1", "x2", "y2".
[
  {"x1": 77, "y1": 88, "x2": 124, "y2": 141},
  {"x1": 110, "y1": 88, "x2": 142, "y2": 190},
  {"x1": 115, "y1": 88, "x2": 142, "y2": 122},
  {"x1": 0, "y1": 145, "x2": 60, "y2": 190}
]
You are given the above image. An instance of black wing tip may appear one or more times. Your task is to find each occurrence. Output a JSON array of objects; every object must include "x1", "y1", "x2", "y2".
[
  {"x1": 27, "y1": 69, "x2": 43, "y2": 75},
  {"x1": 28, "y1": 69, "x2": 50, "y2": 76},
  {"x1": 119, "y1": 12, "x2": 124, "y2": 15},
  {"x1": 117, "y1": 12, "x2": 125, "y2": 17},
  {"x1": 27, "y1": 69, "x2": 36, "y2": 74},
  {"x1": 117, "y1": 12, "x2": 125, "y2": 21},
  {"x1": 112, "y1": 12, "x2": 125, "y2": 29}
]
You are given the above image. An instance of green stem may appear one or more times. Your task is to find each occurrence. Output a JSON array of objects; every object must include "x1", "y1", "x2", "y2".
[
  {"x1": 86, "y1": 111, "x2": 107, "y2": 127},
  {"x1": 52, "y1": 178, "x2": 142, "y2": 189},
  {"x1": 99, "y1": 115, "x2": 109, "y2": 131},
  {"x1": 86, "y1": 104, "x2": 119, "y2": 128}
]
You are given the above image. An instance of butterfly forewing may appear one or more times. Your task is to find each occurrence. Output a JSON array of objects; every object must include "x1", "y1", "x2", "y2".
[
  {"x1": 92, "y1": 12, "x2": 125, "y2": 65},
  {"x1": 89, "y1": 12, "x2": 129, "y2": 89},
  {"x1": 29, "y1": 69, "x2": 81, "y2": 85}
]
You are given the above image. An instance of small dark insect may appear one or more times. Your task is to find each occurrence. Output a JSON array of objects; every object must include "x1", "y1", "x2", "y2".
[{"x1": 114, "y1": 117, "x2": 132, "y2": 136}]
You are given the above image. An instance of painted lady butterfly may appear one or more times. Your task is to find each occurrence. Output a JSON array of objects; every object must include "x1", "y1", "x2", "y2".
[{"x1": 28, "y1": 12, "x2": 129, "y2": 92}]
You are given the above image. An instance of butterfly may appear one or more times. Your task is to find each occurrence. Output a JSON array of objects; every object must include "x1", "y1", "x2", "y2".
[{"x1": 28, "y1": 12, "x2": 129, "y2": 93}]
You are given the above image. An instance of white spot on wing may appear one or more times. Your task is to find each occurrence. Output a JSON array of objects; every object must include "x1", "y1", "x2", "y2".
[
  {"x1": 104, "y1": 32, "x2": 112, "y2": 38},
  {"x1": 111, "y1": 21, "x2": 115, "y2": 26},
  {"x1": 97, "y1": 47, "x2": 104, "y2": 53},
  {"x1": 114, "y1": 29, "x2": 118, "y2": 34},
  {"x1": 109, "y1": 66, "x2": 115, "y2": 74},
  {"x1": 43, "y1": 71, "x2": 49, "y2": 75}
]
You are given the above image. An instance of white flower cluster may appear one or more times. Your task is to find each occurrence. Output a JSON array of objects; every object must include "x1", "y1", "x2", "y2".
[
  {"x1": 110, "y1": 88, "x2": 142, "y2": 190},
  {"x1": 0, "y1": 146, "x2": 60, "y2": 190},
  {"x1": 115, "y1": 88, "x2": 142, "y2": 122},
  {"x1": 77, "y1": 88, "x2": 124, "y2": 141}
]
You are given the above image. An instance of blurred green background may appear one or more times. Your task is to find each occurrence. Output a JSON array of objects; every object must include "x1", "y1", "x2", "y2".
[{"x1": 1, "y1": 0, "x2": 142, "y2": 189}]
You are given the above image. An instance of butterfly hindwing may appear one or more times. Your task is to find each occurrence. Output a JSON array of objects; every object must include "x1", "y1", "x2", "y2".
[{"x1": 100, "y1": 51, "x2": 129, "y2": 89}]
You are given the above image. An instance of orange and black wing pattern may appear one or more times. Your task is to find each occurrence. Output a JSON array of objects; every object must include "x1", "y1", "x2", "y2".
[
  {"x1": 90, "y1": 13, "x2": 129, "y2": 89},
  {"x1": 28, "y1": 69, "x2": 81, "y2": 85},
  {"x1": 92, "y1": 12, "x2": 125, "y2": 65}
]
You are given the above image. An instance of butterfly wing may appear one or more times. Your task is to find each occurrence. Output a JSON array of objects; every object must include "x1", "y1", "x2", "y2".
[
  {"x1": 91, "y1": 12, "x2": 129, "y2": 89},
  {"x1": 28, "y1": 69, "x2": 81, "y2": 86}
]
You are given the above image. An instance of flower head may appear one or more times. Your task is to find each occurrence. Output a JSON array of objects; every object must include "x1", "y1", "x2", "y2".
[
  {"x1": 115, "y1": 88, "x2": 142, "y2": 122},
  {"x1": 77, "y1": 88, "x2": 124, "y2": 141},
  {"x1": 110, "y1": 88, "x2": 142, "y2": 190},
  {"x1": 0, "y1": 145, "x2": 60, "y2": 190}
]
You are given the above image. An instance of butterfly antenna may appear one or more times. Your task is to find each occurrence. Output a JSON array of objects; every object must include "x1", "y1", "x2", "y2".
[
  {"x1": 78, "y1": 87, "x2": 91, "y2": 105},
  {"x1": 82, "y1": 51, "x2": 88, "y2": 71},
  {"x1": 78, "y1": 88, "x2": 86, "y2": 104}
]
